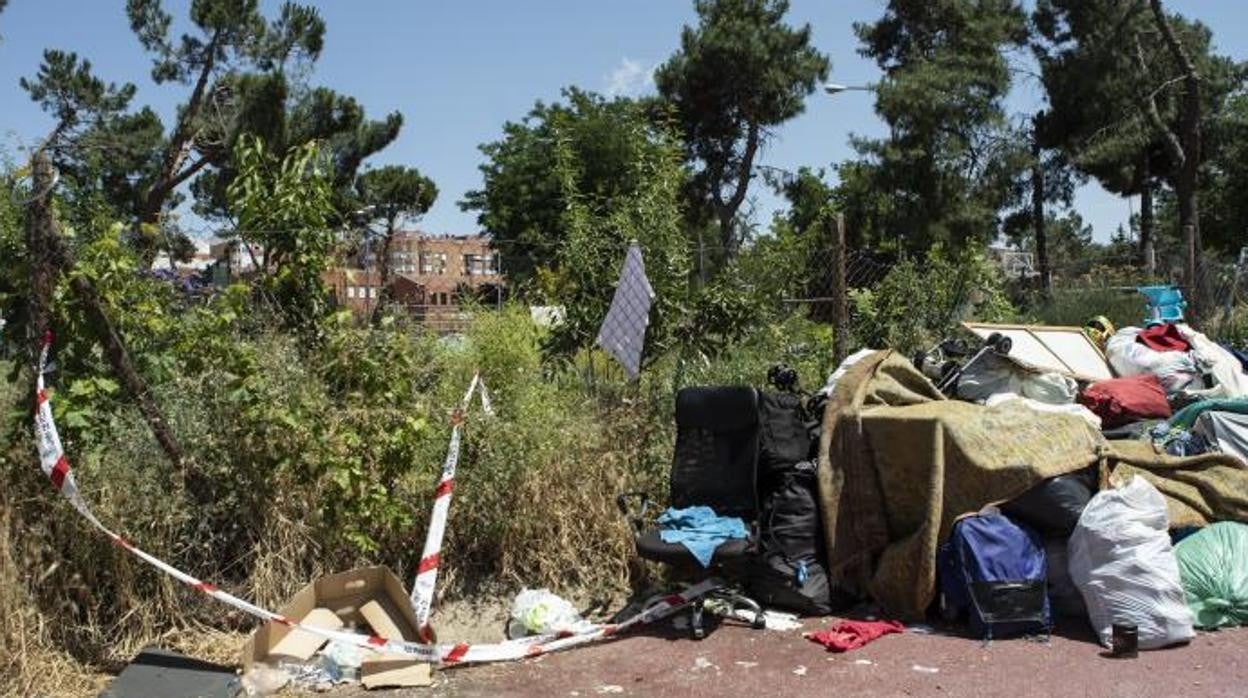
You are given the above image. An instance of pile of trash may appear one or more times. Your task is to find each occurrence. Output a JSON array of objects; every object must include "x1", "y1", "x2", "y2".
[{"x1": 816, "y1": 287, "x2": 1248, "y2": 653}]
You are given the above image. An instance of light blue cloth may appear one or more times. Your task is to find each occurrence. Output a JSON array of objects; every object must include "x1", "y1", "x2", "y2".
[{"x1": 657, "y1": 505, "x2": 748, "y2": 568}]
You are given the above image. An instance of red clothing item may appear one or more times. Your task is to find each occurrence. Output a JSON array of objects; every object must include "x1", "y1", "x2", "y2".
[
  {"x1": 1137, "y1": 323, "x2": 1191, "y2": 353},
  {"x1": 806, "y1": 619, "x2": 905, "y2": 652},
  {"x1": 1077, "y1": 374, "x2": 1172, "y2": 428}
]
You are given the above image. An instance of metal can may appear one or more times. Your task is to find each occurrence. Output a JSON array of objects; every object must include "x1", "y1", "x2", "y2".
[{"x1": 1111, "y1": 623, "x2": 1139, "y2": 658}]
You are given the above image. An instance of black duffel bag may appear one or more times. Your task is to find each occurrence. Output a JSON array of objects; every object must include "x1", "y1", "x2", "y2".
[{"x1": 748, "y1": 459, "x2": 833, "y2": 616}]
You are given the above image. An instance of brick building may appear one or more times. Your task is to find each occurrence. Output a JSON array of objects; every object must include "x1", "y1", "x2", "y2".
[{"x1": 331, "y1": 232, "x2": 504, "y2": 328}]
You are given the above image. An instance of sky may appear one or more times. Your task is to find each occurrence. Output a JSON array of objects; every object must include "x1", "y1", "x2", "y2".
[{"x1": 2, "y1": 0, "x2": 1245, "y2": 243}]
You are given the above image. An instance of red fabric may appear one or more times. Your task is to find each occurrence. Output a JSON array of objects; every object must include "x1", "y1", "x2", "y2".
[
  {"x1": 1077, "y1": 375, "x2": 1172, "y2": 428},
  {"x1": 806, "y1": 619, "x2": 905, "y2": 652},
  {"x1": 1137, "y1": 323, "x2": 1191, "y2": 353}
]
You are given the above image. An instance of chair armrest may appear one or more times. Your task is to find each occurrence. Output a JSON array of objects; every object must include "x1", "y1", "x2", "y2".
[{"x1": 616, "y1": 491, "x2": 652, "y2": 532}]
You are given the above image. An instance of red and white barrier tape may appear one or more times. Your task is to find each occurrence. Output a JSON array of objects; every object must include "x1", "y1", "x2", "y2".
[
  {"x1": 32, "y1": 335, "x2": 706, "y2": 666},
  {"x1": 409, "y1": 373, "x2": 492, "y2": 641}
]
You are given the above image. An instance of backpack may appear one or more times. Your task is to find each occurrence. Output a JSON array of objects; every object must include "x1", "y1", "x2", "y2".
[
  {"x1": 757, "y1": 391, "x2": 814, "y2": 484},
  {"x1": 938, "y1": 513, "x2": 1051, "y2": 640},
  {"x1": 749, "y1": 460, "x2": 833, "y2": 615},
  {"x1": 749, "y1": 391, "x2": 832, "y2": 616}
]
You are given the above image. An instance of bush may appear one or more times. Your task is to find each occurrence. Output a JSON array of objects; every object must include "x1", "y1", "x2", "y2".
[{"x1": 850, "y1": 247, "x2": 1015, "y2": 354}]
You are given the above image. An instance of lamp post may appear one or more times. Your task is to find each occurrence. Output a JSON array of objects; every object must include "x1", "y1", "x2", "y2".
[
  {"x1": 820, "y1": 81, "x2": 875, "y2": 363},
  {"x1": 823, "y1": 82, "x2": 875, "y2": 95}
]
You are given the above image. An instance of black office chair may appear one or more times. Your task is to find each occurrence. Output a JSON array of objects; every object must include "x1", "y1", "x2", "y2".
[{"x1": 618, "y1": 386, "x2": 765, "y2": 638}]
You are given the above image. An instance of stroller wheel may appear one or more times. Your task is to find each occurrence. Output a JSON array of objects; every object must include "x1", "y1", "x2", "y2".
[
  {"x1": 993, "y1": 336, "x2": 1013, "y2": 354},
  {"x1": 912, "y1": 350, "x2": 929, "y2": 371}
]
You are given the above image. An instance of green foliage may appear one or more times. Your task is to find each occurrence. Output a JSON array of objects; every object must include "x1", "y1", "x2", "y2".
[
  {"x1": 848, "y1": 0, "x2": 1029, "y2": 252},
  {"x1": 191, "y1": 79, "x2": 405, "y2": 219},
  {"x1": 20, "y1": 50, "x2": 137, "y2": 140},
  {"x1": 1159, "y1": 91, "x2": 1248, "y2": 255},
  {"x1": 461, "y1": 88, "x2": 668, "y2": 286},
  {"x1": 354, "y1": 165, "x2": 437, "y2": 229},
  {"x1": 541, "y1": 100, "x2": 693, "y2": 363},
  {"x1": 851, "y1": 248, "x2": 1016, "y2": 353},
  {"x1": 657, "y1": 0, "x2": 829, "y2": 256},
  {"x1": 23, "y1": 0, "x2": 396, "y2": 268},
  {"x1": 226, "y1": 135, "x2": 336, "y2": 331},
  {"x1": 1034, "y1": 0, "x2": 1241, "y2": 201}
]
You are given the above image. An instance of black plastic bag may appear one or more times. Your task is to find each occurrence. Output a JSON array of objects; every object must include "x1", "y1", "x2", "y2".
[{"x1": 1001, "y1": 467, "x2": 1097, "y2": 538}]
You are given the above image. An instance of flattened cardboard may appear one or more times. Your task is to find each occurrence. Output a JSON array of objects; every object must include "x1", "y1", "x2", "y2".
[
  {"x1": 241, "y1": 566, "x2": 432, "y2": 687},
  {"x1": 360, "y1": 654, "x2": 434, "y2": 689},
  {"x1": 267, "y1": 607, "x2": 342, "y2": 661},
  {"x1": 359, "y1": 598, "x2": 413, "y2": 642}
]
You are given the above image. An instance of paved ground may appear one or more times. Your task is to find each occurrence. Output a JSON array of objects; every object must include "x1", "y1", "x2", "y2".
[{"x1": 410, "y1": 616, "x2": 1247, "y2": 698}]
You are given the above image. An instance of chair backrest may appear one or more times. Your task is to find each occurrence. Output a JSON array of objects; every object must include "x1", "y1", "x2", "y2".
[{"x1": 670, "y1": 386, "x2": 759, "y2": 521}]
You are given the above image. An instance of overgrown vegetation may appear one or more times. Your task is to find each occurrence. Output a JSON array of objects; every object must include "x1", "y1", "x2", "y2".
[{"x1": 3, "y1": 0, "x2": 1248, "y2": 695}]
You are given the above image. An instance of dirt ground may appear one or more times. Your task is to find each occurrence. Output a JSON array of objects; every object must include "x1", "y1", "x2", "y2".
[
  {"x1": 78, "y1": 601, "x2": 1247, "y2": 697},
  {"x1": 398, "y1": 615, "x2": 1247, "y2": 698}
]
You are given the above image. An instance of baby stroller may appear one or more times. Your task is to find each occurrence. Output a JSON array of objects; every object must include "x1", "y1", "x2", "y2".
[{"x1": 912, "y1": 332, "x2": 1013, "y2": 396}]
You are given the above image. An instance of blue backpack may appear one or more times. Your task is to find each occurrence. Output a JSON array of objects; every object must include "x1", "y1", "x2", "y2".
[{"x1": 938, "y1": 513, "x2": 1051, "y2": 641}]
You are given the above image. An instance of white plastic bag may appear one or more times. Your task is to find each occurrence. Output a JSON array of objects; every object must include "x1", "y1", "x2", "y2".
[
  {"x1": 1067, "y1": 476, "x2": 1195, "y2": 649},
  {"x1": 508, "y1": 588, "x2": 591, "y2": 637},
  {"x1": 1105, "y1": 327, "x2": 1200, "y2": 393},
  {"x1": 1177, "y1": 324, "x2": 1248, "y2": 398}
]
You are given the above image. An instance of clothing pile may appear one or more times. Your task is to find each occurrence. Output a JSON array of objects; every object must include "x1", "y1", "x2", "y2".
[
  {"x1": 1094, "y1": 322, "x2": 1248, "y2": 463},
  {"x1": 815, "y1": 336, "x2": 1248, "y2": 654}
]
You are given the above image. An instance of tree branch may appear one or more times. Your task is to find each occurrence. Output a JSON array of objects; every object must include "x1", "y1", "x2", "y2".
[
  {"x1": 142, "y1": 28, "x2": 221, "y2": 221},
  {"x1": 1132, "y1": 32, "x2": 1185, "y2": 169},
  {"x1": 1148, "y1": 0, "x2": 1198, "y2": 77},
  {"x1": 147, "y1": 154, "x2": 211, "y2": 207}
]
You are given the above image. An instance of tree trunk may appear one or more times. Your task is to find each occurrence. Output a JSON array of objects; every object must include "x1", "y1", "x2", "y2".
[
  {"x1": 715, "y1": 122, "x2": 761, "y2": 260},
  {"x1": 1148, "y1": 0, "x2": 1201, "y2": 304},
  {"x1": 1031, "y1": 119, "x2": 1049, "y2": 295},
  {"x1": 26, "y1": 151, "x2": 57, "y2": 372},
  {"x1": 138, "y1": 30, "x2": 221, "y2": 228},
  {"x1": 26, "y1": 150, "x2": 205, "y2": 499},
  {"x1": 371, "y1": 217, "x2": 397, "y2": 325},
  {"x1": 1139, "y1": 157, "x2": 1155, "y2": 274}
]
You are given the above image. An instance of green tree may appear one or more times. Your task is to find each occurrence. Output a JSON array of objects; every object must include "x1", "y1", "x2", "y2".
[
  {"x1": 461, "y1": 88, "x2": 674, "y2": 288},
  {"x1": 125, "y1": 0, "x2": 326, "y2": 225},
  {"x1": 1173, "y1": 92, "x2": 1248, "y2": 255},
  {"x1": 656, "y1": 0, "x2": 828, "y2": 261},
  {"x1": 226, "y1": 135, "x2": 335, "y2": 332},
  {"x1": 850, "y1": 0, "x2": 1030, "y2": 252},
  {"x1": 189, "y1": 79, "x2": 404, "y2": 220},
  {"x1": 353, "y1": 165, "x2": 438, "y2": 321},
  {"x1": 20, "y1": 50, "x2": 137, "y2": 149},
  {"x1": 22, "y1": 1, "x2": 401, "y2": 265},
  {"x1": 765, "y1": 167, "x2": 842, "y2": 321},
  {"x1": 1034, "y1": 0, "x2": 1241, "y2": 282},
  {"x1": 542, "y1": 104, "x2": 692, "y2": 363}
]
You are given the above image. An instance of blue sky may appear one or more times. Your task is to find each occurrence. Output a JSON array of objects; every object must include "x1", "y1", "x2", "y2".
[{"x1": 1, "y1": 1, "x2": 1244, "y2": 242}]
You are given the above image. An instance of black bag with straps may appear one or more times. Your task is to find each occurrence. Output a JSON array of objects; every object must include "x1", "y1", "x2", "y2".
[{"x1": 749, "y1": 390, "x2": 833, "y2": 616}]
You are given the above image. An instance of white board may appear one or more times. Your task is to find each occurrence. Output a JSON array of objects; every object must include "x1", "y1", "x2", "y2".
[{"x1": 964, "y1": 323, "x2": 1113, "y2": 381}]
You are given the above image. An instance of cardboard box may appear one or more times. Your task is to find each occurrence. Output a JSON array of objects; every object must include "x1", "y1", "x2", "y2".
[
  {"x1": 267, "y1": 607, "x2": 342, "y2": 661},
  {"x1": 242, "y1": 566, "x2": 433, "y2": 688}
]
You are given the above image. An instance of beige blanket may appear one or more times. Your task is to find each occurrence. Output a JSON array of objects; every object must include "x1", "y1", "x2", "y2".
[{"x1": 816, "y1": 350, "x2": 1248, "y2": 619}]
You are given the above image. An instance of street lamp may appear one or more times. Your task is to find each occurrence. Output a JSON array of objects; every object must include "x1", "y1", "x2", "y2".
[{"x1": 823, "y1": 82, "x2": 875, "y2": 95}]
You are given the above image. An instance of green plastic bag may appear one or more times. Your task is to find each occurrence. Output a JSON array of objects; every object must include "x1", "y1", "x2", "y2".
[{"x1": 1174, "y1": 522, "x2": 1248, "y2": 629}]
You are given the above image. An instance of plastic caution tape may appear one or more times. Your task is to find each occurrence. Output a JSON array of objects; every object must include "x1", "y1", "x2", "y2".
[
  {"x1": 32, "y1": 334, "x2": 709, "y2": 666},
  {"x1": 409, "y1": 373, "x2": 492, "y2": 642}
]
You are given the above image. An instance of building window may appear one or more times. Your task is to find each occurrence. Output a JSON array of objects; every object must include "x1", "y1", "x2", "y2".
[
  {"x1": 421, "y1": 251, "x2": 448, "y2": 275},
  {"x1": 347, "y1": 286, "x2": 356, "y2": 299}
]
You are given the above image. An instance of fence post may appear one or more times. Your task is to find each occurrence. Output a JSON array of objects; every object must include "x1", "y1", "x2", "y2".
[{"x1": 831, "y1": 212, "x2": 849, "y2": 365}]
